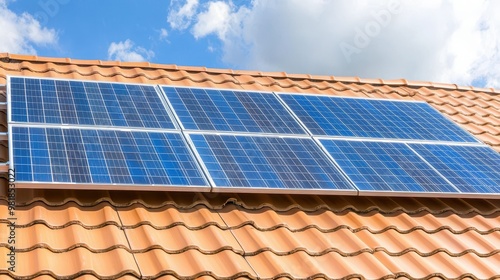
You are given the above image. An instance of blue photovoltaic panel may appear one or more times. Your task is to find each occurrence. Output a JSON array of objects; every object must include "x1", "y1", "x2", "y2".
[
  {"x1": 319, "y1": 139, "x2": 458, "y2": 193},
  {"x1": 189, "y1": 134, "x2": 355, "y2": 191},
  {"x1": 163, "y1": 86, "x2": 306, "y2": 134},
  {"x1": 9, "y1": 77, "x2": 175, "y2": 129},
  {"x1": 409, "y1": 144, "x2": 500, "y2": 194},
  {"x1": 280, "y1": 94, "x2": 478, "y2": 142},
  {"x1": 11, "y1": 126, "x2": 207, "y2": 187}
]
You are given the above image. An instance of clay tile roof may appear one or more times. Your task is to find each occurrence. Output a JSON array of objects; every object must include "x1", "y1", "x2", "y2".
[{"x1": 0, "y1": 53, "x2": 499, "y2": 279}]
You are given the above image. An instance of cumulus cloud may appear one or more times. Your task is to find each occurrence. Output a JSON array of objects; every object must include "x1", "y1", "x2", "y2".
[
  {"x1": 193, "y1": 1, "x2": 231, "y2": 39},
  {"x1": 107, "y1": 39, "x2": 154, "y2": 62},
  {"x1": 168, "y1": 0, "x2": 199, "y2": 30},
  {"x1": 170, "y1": 0, "x2": 500, "y2": 88},
  {"x1": 0, "y1": 0, "x2": 57, "y2": 54}
]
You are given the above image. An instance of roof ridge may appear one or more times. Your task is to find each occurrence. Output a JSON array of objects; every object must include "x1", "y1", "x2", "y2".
[{"x1": 2, "y1": 53, "x2": 498, "y2": 94}]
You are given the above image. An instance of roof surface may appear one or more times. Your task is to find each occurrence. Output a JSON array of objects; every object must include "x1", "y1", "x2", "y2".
[{"x1": 0, "y1": 53, "x2": 499, "y2": 279}]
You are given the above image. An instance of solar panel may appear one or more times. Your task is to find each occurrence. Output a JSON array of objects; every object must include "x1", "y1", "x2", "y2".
[
  {"x1": 319, "y1": 139, "x2": 458, "y2": 193},
  {"x1": 188, "y1": 133, "x2": 355, "y2": 192},
  {"x1": 279, "y1": 93, "x2": 478, "y2": 142},
  {"x1": 409, "y1": 144, "x2": 500, "y2": 194},
  {"x1": 162, "y1": 86, "x2": 306, "y2": 134},
  {"x1": 9, "y1": 77, "x2": 176, "y2": 129},
  {"x1": 11, "y1": 126, "x2": 208, "y2": 187}
]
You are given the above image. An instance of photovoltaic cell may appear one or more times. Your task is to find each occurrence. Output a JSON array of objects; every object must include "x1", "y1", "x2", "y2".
[
  {"x1": 189, "y1": 134, "x2": 355, "y2": 191},
  {"x1": 163, "y1": 86, "x2": 306, "y2": 134},
  {"x1": 9, "y1": 77, "x2": 176, "y2": 129},
  {"x1": 319, "y1": 139, "x2": 458, "y2": 193},
  {"x1": 409, "y1": 144, "x2": 500, "y2": 194},
  {"x1": 11, "y1": 126, "x2": 207, "y2": 187},
  {"x1": 280, "y1": 94, "x2": 478, "y2": 142}
]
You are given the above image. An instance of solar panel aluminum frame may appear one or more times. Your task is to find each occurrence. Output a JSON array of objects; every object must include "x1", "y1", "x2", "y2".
[
  {"x1": 318, "y1": 136, "x2": 487, "y2": 146},
  {"x1": 158, "y1": 85, "x2": 309, "y2": 136},
  {"x1": 314, "y1": 137, "x2": 498, "y2": 199},
  {"x1": 7, "y1": 76, "x2": 181, "y2": 130},
  {"x1": 6, "y1": 77, "x2": 13, "y2": 124},
  {"x1": 184, "y1": 131, "x2": 358, "y2": 195},
  {"x1": 8, "y1": 123, "x2": 211, "y2": 191},
  {"x1": 275, "y1": 91, "x2": 481, "y2": 144}
]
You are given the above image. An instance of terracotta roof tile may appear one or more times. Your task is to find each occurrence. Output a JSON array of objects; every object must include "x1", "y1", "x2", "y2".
[
  {"x1": 0, "y1": 247, "x2": 140, "y2": 279},
  {"x1": 125, "y1": 225, "x2": 243, "y2": 254},
  {"x1": 1, "y1": 224, "x2": 128, "y2": 252},
  {"x1": 218, "y1": 205, "x2": 500, "y2": 234},
  {"x1": 14, "y1": 201, "x2": 121, "y2": 228},
  {"x1": 374, "y1": 251, "x2": 500, "y2": 279},
  {"x1": 134, "y1": 249, "x2": 256, "y2": 279},
  {"x1": 117, "y1": 204, "x2": 225, "y2": 229},
  {"x1": 246, "y1": 250, "x2": 393, "y2": 279},
  {"x1": 231, "y1": 225, "x2": 500, "y2": 257},
  {"x1": 1, "y1": 53, "x2": 500, "y2": 279}
]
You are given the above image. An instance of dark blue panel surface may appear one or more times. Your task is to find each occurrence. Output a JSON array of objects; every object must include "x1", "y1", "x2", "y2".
[
  {"x1": 11, "y1": 127, "x2": 208, "y2": 187},
  {"x1": 81, "y1": 130, "x2": 111, "y2": 183},
  {"x1": 10, "y1": 78, "x2": 28, "y2": 122},
  {"x1": 280, "y1": 94, "x2": 478, "y2": 142},
  {"x1": 163, "y1": 87, "x2": 306, "y2": 134},
  {"x1": 410, "y1": 144, "x2": 500, "y2": 194},
  {"x1": 190, "y1": 134, "x2": 354, "y2": 190},
  {"x1": 320, "y1": 139, "x2": 458, "y2": 193},
  {"x1": 63, "y1": 129, "x2": 92, "y2": 183},
  {"x1": 11, "y1": 127, "x2": 32, "y2": 181},
  {"x1": 41, "y1": 80, "x2": 62, "y2": 124},
  {"x1": 25, "y1": 79, "x2": 44, "y2": 123},
  {"x1": 29, "y1": 127, "x2": 52, "y2": 182},
  {"x1": 98, "y1": 129, "x2": 133, "y2": 184},
  {"x1": 10, "y1": 78, "x2": 176, "y2": 129},
  {"x1": 149, "y1": 132, "x2": 207, "y2": 186},
  {"x1": 46, "y1": 128, "x2": 71, "y2": 182}
]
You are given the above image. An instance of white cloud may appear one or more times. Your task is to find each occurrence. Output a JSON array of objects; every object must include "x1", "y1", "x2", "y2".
[
  {"x1": 160, "y1": 28, "x2": 169, "y2": 40},
  {"x1": 107, "y1": 39, "x2": 154, "y2": 62},
  {"x1": 171, "y1": 0, "x2": 500, "y2": 89},
  {"x1": 168, "y1": 0, "x2": 199, "y2": 30},
  {"x1": 193, "y1": 1, "x2": 231, "y2": 39},
  {"x1": 0, "y1": 0, "x2": 57, "y2": 54}
]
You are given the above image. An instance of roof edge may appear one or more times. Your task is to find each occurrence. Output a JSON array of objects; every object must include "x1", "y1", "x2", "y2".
[{"x1": 1, "y1": 53, "x2": 498, "y2": 94}]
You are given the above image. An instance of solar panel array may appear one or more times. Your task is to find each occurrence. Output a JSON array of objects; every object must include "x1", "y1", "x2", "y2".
[
  {"x1": 9, "y1": 77, "x2": 209, "y2": 190},
  {"x1": 7, "y1": 77, "x2": 500, "y2": 197}
]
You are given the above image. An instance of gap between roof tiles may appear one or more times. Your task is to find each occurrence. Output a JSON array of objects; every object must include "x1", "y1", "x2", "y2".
[
  {"x1": 112, "y1": 202, "x2": 144, "y2": 279},
  {"x1": 214, "y1": 210, "x2": 260, "y2": 278}
]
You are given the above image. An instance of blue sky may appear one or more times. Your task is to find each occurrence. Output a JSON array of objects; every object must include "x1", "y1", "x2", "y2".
[
  {"x1": 4, "y1": 0, "x2": 223, "y2": 67},
  {"x1": 1, "y1": 0, "x2": 500, "y2": 89}
]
